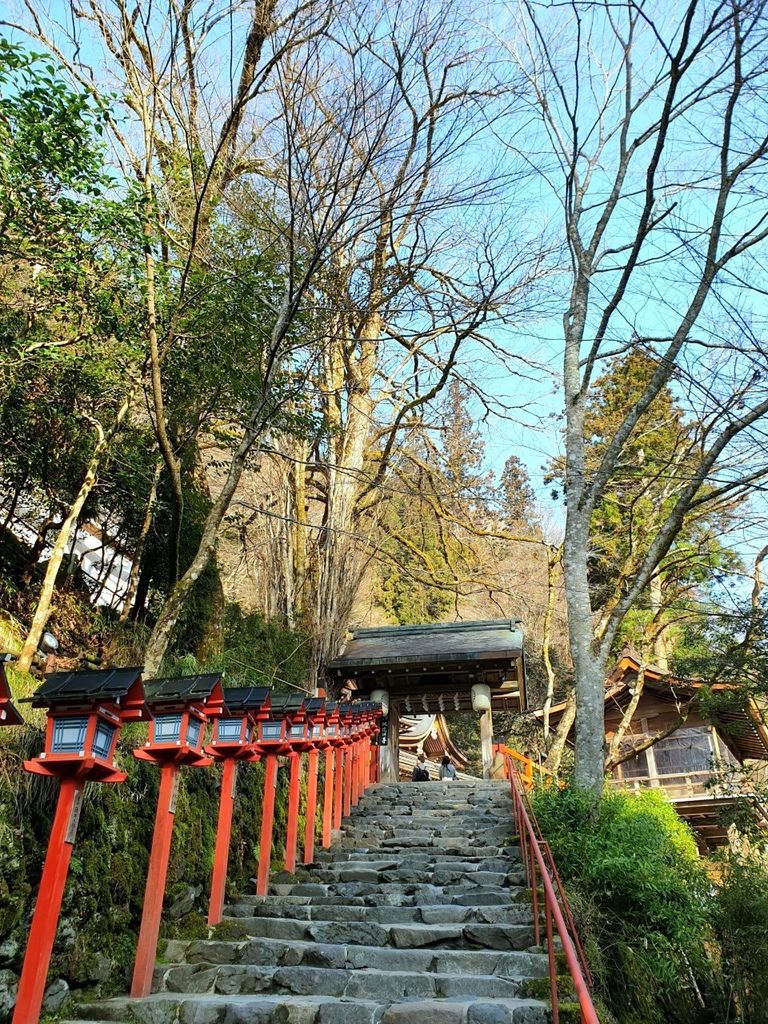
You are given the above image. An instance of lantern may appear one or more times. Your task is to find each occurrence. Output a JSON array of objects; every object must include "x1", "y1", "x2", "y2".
[
  {"x1": 131, "y1": 674, "x2": 224, "y2": 998},
  {"x1": 24, "y1": 667, "x2": 145, "y2": 783},
  {"x1": 370, "y1": 688, "x2": 389, "y2": 717},
  {"x1": 471, "y1": 683, "x2": 492, "y2": 712},
  {"x1": 205, "y1": 686, "x2": 269, "y2": 926},
  {"x1": 211, "y1": 685, "x2": 270, "y2": 751},
  {"x1": 13, "y1": 667, "x2": 145, "y2": 1024},
  {"x1": 0, "y1": 654, "x2": 23, "y2": 727}
]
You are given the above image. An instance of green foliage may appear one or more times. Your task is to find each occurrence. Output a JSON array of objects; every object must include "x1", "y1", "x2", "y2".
[
  {"x1": 548, "y1": 350, "x2": 743, "y2": 658},
  {"x1": 531, "y1": 786, "x2": 713, "y2": 1024},
  {"x1": 0, "y1": 39, "x2": 143, "y2": 358},
  {"x1": 711, "y1": 852, "x2": 768, "y2": 1023}
]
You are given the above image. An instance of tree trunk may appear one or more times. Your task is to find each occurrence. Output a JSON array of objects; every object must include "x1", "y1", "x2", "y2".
[
  {"x1": 17, "y1": 398, "x2": 132, "y2": 672},
  {"x1": 563, "y1": 260, "x2": 606, "y2": 798},
  {"x1": 119, "y1": 461, "x2": 162, "y2": 623},
  {"x1": 546, "y1": 687, "x2": 577, "y2": 778},
  {"x1": 563, "y1": 510, "x2": 606, "y2": 795},
  {"x1": 541, "y1": 543, "x2": 560, "y2": 744},
  {"x1": 649, "y1": 574, "x2": 669, "y2": 670}
]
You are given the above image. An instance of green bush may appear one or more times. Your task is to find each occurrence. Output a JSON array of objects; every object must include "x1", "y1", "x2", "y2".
[
  {"x1": 711, "y1": 852, "x2": 768, "y2": 1023},
  {"x1": 531, "y1": 786, "x2": 713, "y2": 1024}
]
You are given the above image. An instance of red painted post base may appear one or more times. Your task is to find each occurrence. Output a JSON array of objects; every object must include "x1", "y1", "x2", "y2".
[
  {"x1": 131, "y1": 762, "x2": 179, "y2": 998},
  {"x1": 322, "y1": 747, "x2": 335, "y2": 848},
  {"x1": 284, "y1": 753, "x2": 302, "y2": 874},
  {"x1": 12, "y1": 778, "x2": 84, "y2": 1024},
  {"x1": 256, "y1": 754, "x2": 278, "y2": 896},
  {"x1": 208, "y1": 759, "x2": 238, "y2": 926},
  {"x1": 304, "y1": 749, "x2": 319, "y2": 865}
]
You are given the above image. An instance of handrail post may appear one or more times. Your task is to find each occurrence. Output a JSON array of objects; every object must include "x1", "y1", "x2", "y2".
[
  {"x1": 545, "y1": 899, "x2": 559, "y2": 1024},
  {"x1": 529, "y1": 838, "x2": 540, "y2": 947}
]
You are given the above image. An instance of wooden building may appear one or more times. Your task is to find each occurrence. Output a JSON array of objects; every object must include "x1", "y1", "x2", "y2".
[
  {"x1": 327, "y1": 619, "x2": 526, "y2": 781},
  {"x1": 545, "y1": 652, "x2": 768, "y2": 850}
]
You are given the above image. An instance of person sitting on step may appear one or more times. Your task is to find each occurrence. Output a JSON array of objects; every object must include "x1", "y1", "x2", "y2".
[
  {"x1": 412, "y1": 751, "x2": 430, "y2": 781},
  {"x1": 439, "y1": 754, "x2": 457, "y2": 781}
]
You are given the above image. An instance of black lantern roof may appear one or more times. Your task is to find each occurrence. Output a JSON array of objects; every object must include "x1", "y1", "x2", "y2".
[
  {"x1": 269, "y1": 693, "x2": 305, "y2": 715},
  {"x1": 29, "y1": 667, "x2": 144, "y2": 707},
  {"x1": 303, "y1": 697, "x2": 325, "y2": 716},
  {"x1": 144, "y1": 674, "x2": 222, "y2": 703},
  {"x1": 324, "y1": 700, "x2": 339, "y2": 715},
  {"x1": 357, "y1": 701, "x2": 380, "y2": 714},
  {"x1": 222, "y1": 686, "x2": 270, "y2": 712}
]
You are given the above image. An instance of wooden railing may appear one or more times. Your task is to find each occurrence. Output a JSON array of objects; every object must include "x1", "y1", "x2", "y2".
[
  {"x1": 493, "y1": 743, "x2": 554, "y2": 789},
  {"x1": 503, "y1": 755, "x2": 600, "y2": 1024},
  {"x1": 608, "y1": 768, "x2": 735, "y2": 799}
]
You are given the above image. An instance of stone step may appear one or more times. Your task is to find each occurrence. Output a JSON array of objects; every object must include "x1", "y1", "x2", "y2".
[
  {"x1": 354, "y1": 803, "x2": 513, "y2": 816},
  {"x1": 334, "y1": 833, "x2": 514, "y2": 850},
  {"x1": 74, "y1": 993, "x2": 548, "y2": 1024},
  {"x1": 269, "y1": 872, "x2": 525, "y2": 898},
  {"x1": 152, "y1": 962, "x2": 532, "y2": 999},
  {"x1": 314, "y1": 845, "x2": 520, "y2": 862},
  {"x1": 225, "y1": 901, "x2": 533, "y2": 925},
  {"x1": 357, "y1": 800, "x2": 512, "y2": 811},
  {"x1": 236, "y1": 887, "x2": 525, "y2": 908},
  {"x1": 303, "y1": 857, "x2": 517, "y2": 875},
  {"x1": 339, "y1": 833, "x2": 515, "y2": 849},
  {"x1": 217, "y1": 915, "x2": 537, "y2": 949},
  {"x1": 166, "y1": 936, "x2": 548, "y2": 978}
]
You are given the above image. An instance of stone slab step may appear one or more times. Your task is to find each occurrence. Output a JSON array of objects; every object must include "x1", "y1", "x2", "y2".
[
  {"x1": 217, "y1": 915, "x2": 536, "y2": 949},
  {"x1": 269, "y1": 873, "x2": 525, "y2": 897},
  {"x1": 168, "y1": 936, "x2": 548, "y2": 978},
  {"x1": 153, "y1": 962, "x2": 532, "y2": 999},
  {"x1": 314, "y1": 846, "x2": 519, "y2": 862},
  {"x1": 333, "y1": 836, "x2": 515, "y2": 852},
  {"x1": 302, "y1": 857, "x2": 516, "y2": 875},
  {"x1": 74, "y1": 993, "x2": 548, "y2": 1024},
  {"x1": 237, "y1": 887, "x2": 524, "y2": 908},
  {"x1": 225, "y1": 902, "x2": 533, "y2": 925}
]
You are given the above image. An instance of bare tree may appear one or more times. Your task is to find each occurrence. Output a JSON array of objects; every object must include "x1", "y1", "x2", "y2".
[
  {"x1": 507, "y1": 0, "x2": 768, "y2": 794},
  {"x1": 250, "y1": 1, "x2": 550, "y2": 679}
]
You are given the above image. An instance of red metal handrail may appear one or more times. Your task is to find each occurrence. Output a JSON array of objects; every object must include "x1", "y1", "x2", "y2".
[{"x1": 504, "y1": 757, "x2": 600, "y2": 1024}]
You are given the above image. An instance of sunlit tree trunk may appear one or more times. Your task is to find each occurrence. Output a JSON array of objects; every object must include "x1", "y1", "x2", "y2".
[{"x1": 18, "y1": 398, "x2": 132, "y2": 672}]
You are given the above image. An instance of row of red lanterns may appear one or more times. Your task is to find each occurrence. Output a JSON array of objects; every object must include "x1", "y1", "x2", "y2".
[{"x1": 0, "y1": 660, "x2": 382, "y2": 1024}]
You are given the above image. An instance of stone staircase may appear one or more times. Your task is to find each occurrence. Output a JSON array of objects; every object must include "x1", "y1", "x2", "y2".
[{"x1": 66, "y1": 780, "x2": 550, "y2": 1023}]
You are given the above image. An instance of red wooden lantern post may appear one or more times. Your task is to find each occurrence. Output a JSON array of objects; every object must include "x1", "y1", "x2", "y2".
[
  {"x1": 361, "y1": 701, "x2": 381, "y2": 792},
  {"x1": 281, "y1": 696, "x2": 328, "y2": 874},
  {"x1": 356, "y1": 704, "x2": 371, "y2": 801},
  {"x1": 130, "y1": 674, "x2": 224, "y2": 998},
  {"x1": 252, "y1": 694, "x2": 300, "y2": 896},
  {"x1": 0, "y1": 654, "x2": 23, "y2": 727},
  {"x1": 343, "y1": 708, "x2": 361, "y2": 817},
  {"x1": 321, "y1": 702, "x2": 339, "y2": 848},
  {"x1": 283, "y1": 696, "x2": 309, "y2": 875},
  {"x1": 302, "y1": 699, "x2": 328, "y2": 864},
  {"x1": 335, "y1": 706, "x2": 353, "y2": 827},
  {"x1": 13, "y1": 668, "x2": 145, "y2": 1024},
  {"x1": 204, "y1": 686, "x2": 270, "y2": 926}
]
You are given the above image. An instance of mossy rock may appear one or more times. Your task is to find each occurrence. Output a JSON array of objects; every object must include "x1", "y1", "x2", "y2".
[{"x1": 212, "y1": 919, "x2": 248, "y2": 941}]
